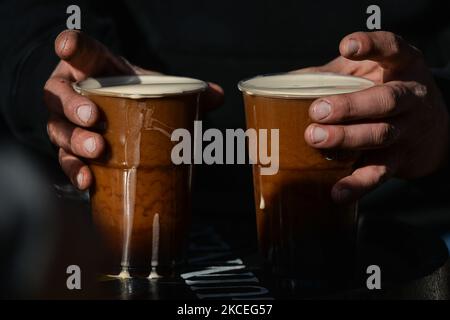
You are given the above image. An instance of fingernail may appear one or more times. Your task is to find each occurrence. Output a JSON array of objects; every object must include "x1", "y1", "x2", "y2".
[
  {"x1": 311, "y1": 126, "x2": 328, "y2": 144},
  {"x1": 77, "y1": 105, "x2": 92, "y2": 124},
  {"x1": 345, "y1": 39, "x2": 359, "y2": 56},
  {"x1": 334, "y1": 188, "x2": 352, "y2": 203},
  {"x1": 83, "y1": 137, "x2": 96, "y2": 153},
  {"x1": 76, "y1": 172, "x2": 84, "y2": 188},
  {"x1": 311, "y1": 100, "x2": 331, "y2": 120}
]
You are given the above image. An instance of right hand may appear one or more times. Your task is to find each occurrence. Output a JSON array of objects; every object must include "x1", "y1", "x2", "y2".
[{"x1": 44, "y1": 30, "x2": 224, "y2": 190}]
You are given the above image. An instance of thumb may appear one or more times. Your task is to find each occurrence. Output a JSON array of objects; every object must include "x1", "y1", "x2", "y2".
[
  {"x1": 339, "y1": 31, "x2": 422, "y2": 70},
  {"x1": 54, "y1": 30, "x2": 132, "y2": 79}
]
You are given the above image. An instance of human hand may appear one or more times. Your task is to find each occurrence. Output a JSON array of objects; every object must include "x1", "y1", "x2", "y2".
[
  {"x1": 297, "y1": 31, "x2": 449, "y2": 203},
  {"x1": 44, "y1": 30, "x2": 224, "y2": 190}
]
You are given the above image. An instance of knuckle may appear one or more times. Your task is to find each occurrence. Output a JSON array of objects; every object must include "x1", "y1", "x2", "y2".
[
  {"x1": 380, "y1": 32, "x2": 422, "y2": 63},
  {"x1": 372, "y1": 123, "x2": 396, "y2": 146},
  {"x1": 46, "y1": 119, "x2": 55, "y2": 133},
  {"x1": 384, "y1": 32, "x2": 401, "y2": 57},
  {"x1": 64, "y1": 94, "x2": 79, "y2": 110},
  {"x1": 340, "y1": 126, "x2": 353, "y2": 147},
  {"x1": 46, "y1": 122, "x2": 56, "y2": 142},
  {"x1": 45, "y1": 76, "x2": 69, "y2": 90},
  {"x1": 380, "y1": 85, "x2": 402, "y2": 111},
  {"x1": 43, "y1": 78, "x2": 53, "y2": 91},
  {"x1": 336, "y1": 94, "x2": 355, "y2": 120},
  {"x1": 69, "y1": 128, "x2": 83, "y2": 149},
  {"x1": 58, "y1": 148, "x2": 65, "y2": 166}
]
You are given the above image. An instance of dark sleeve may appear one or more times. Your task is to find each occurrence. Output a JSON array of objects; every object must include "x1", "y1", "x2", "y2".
[{"x1": 0, "y1": 1, "x2": 123, "y2": 156}]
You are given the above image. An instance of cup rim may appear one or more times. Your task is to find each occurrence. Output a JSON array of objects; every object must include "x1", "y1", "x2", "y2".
[
  {"x1": 74, "y1": 74, "x2": 208, "y2": 99},
  {"x1": 237, "y1": 72, "x2": 375, "y2": 99}
]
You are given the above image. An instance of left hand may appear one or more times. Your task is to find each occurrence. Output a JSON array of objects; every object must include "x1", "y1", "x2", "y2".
[
  {"x1": 295, "y1": 31, "x2": 449, "y2": 204},
  {"x1": 44, "y1": 30, "x2": 224, "y2": 190}
]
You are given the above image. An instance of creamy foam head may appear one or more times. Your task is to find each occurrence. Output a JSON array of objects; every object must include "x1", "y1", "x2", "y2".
[
  {"x1": 75, "y1": 75, "x2": 207, "y2": 99},
  {"x1": 238, "y1": 73, "x2": 374, "y2": 98}
]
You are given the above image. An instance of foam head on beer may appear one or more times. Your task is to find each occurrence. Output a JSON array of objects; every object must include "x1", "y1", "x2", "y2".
[
  {"x1": 238, "y1": 73, "x2": 374, "y2": 97},
  {"x1": 75, "y1": 75, "x2": 207, "y2": 98}
]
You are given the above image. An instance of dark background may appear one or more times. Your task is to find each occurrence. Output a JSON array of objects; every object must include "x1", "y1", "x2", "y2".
[{"x1": 1, "y1": 0, "x2": 450, "y2": 298}]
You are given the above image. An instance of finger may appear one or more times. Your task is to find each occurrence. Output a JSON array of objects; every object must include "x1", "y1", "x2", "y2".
[
  {"x1": 200, "y1": 82, "x2": 224, "y2": 112},
  {"x1": 339, "y1": 31, "x2": 422, "y2": 69},
  {"x1": 309, "y1": 81, "x2": 426, "y2": 123},
  {"x1": 58, "y1": 148, "x2": 93, "y2": 190},
  {"x1": 331, "y1": 164, "x2": 392, "y2": 204},
  {"x1": 54, "y1": 29, "x2": 132, "y2": 78},
  {"x1": 47, "y1": 116, "x2": 105, "y2": 158},
  {"x1": 304, "y1": 122, "x2": 400, "y2": 150},
  {"x1": 44, "y1": 76, "x2": 99, "y2": 126}
]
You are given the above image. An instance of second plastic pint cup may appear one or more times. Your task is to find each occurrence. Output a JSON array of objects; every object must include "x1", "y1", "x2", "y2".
[
  {"x1": 75, "y1": 75, "x2": 207, "y2": 278},
  {"x1": 239, "y1": 73, "x2": 374, "y2": 289}
]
